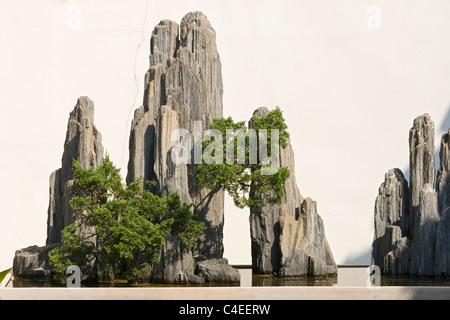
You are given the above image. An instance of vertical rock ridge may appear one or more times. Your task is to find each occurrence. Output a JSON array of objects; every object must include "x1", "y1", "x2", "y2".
[
  {"x1": 127, "y1": 12, "x2": 230, "y2": 284},
  {"x1": 249, "y1": 107, "x2": 336, "y2": 277},
  {"x1": 373, "y1": 113, "x2": 450, "y2": 277},
  {"x1": 14, "y1": 96, "x2": 104, "y2": 279},
  {"x1": 47, "y1": 96, "x2": 104, "y2": 245}
]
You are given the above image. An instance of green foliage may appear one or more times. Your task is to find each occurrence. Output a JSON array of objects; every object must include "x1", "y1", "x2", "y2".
[
  {"x1": 48, "y1": 154, "x2": 203, "y2": 283},
  {"x1": 196, "y1": 107, "x2": 291, "y2": 208},
  {"x1": 47, "y1": 224, "x2": 94, "y2": 284},
  {"x1": 0, "y1": 267, "x2": 12, "y2": 284}
]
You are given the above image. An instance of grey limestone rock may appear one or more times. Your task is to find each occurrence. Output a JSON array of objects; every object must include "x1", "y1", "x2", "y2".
[
  {"x1": 249, "y1": 107, "x2": 336, "y2": 277},
  {"x1": 409, "y1": 113, "x2": 435, "y2": 236},
  {"x1": 14, "y1": 97, "x2": 104, "y2": 280},
  {"x1": 435, "y1": 130, "x2": 450, "y2": 276},
  {"x1": 47, "y1": 96, "x2": 104, "y2": 245},
  {"x1": 437, "y1": 129, "x2": 450, "y2": 216},
  {"x1": 410, "y1": 184, "x2": 439, "y2": 276},
  {"x1": 13, "y1": 244, "x2": 60, "y2": 278},
  {"x1": 151, "y1": 234, "x2": 195, "y2": 284},
  {"x1": 278, "y1": 199, "x2": 337, "y2": 277},
  {"x1": 127, "y1": 12, "x2": 231, "y2": 284},
  {"x1": 195, "y1": 258, "x2": 240, "y2": 284},
  {"x1": 372, "y1": 168, "x2": 410, "y2": 273},
  {"x1": 372, "y1": 114, "x2": 450, "y2": 277},
  {"x1": 249, "y1": 107, "x2": 305, "y2": 275}
]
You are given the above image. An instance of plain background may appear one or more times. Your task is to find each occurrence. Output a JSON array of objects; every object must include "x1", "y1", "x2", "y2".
[{"x1": 2, "y1": 0, "x2": 450, "y2": 271}]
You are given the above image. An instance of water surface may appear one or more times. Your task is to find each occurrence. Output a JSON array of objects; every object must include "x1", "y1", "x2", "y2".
[{"x1": 11, "y1": 266, "x2": 450, "y2": 287}]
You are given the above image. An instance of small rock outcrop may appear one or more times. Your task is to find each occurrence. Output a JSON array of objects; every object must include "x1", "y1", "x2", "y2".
[
  {"x1": 278, "y1": 199, "x2": 337, "y2": 277},
  {"x1": 13, "y1": 97, "x2": 104, "y2": 279},
  {"x1": 373, "y1": 113, "x2": 450, "y2": 277},
  {"x1": 249, "y1": 107, "x2": 337, "y2": 277}
]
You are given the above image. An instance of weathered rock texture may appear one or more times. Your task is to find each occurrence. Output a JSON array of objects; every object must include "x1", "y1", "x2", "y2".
[
  {"x1": 373, "y1": 113, "x2": 450, "y2": 277},
  {"x1": 372, "y1": 168, "x2": 410, "y2": 273},
  {"x1": 249, "y1": 107, "x2": 336, "y2": 277},
  {"x1": 13, "y1": 97, "x2": 104, "y2": 279},
  {"x1": 409, "y1": 114, "x2": 435, "y2": 236},
  {"x1": 47, "y1": 96, "x2": 104, "y2": 245},
  {"x1": 127, "y1": 12, "x2": 238, "y2": 284}
]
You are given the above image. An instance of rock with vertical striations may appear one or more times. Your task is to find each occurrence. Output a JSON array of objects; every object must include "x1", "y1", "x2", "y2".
[
  {"x1": 278, "y1": 198, "x2": 337, "y2": 277},
  {"x1": 409, "y1": 113, "x2": 435, "y2": 237},
  {"x1": 371, "y1": 114, "x2": 450, "y2": 277},
  {"x1": 434, "y1": 130, "x2": 450, "y2": 276},
  {"x1": 127, "y1": 12, "x2": 238, "y2": 284},
  {"x1": 14, "y1": 97, "x2": 104, "y2": 279},
  {"x1": 249, "y1": 107, "x2": 304, "y2": 275},
  {"x1": 372, "y1": 168, "x2": 410, "y2": 274},
  {"x1": 248, "y1": 107, "x2": 336, "y2": 277},
  {"x1": 410, "y1": 184, "x2": 439, "y2": 276},
  {"x1": 47, "y1": 96, "x2": 104, "y2": 245},
  {"x1": 437, "y1": 129, "x2": 450, "y2": 216}
]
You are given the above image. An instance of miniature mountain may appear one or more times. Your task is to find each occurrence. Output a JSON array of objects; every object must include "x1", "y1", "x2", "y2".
[{"x1": 373, "y1": 113, "x2": 450, "y2": 277}]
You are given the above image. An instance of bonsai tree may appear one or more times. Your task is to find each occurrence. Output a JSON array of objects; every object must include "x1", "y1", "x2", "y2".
[
  {"x1": 48, "y1": 154, "x2": 203, "y2": 284},
  {"x1": 196, "y1": 107, "x2": 291, "y2": 208}
]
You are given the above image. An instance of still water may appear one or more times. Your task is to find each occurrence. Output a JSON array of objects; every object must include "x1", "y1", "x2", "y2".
[{"x1": 10, "y1": 266, "x2": 450, "y2": 287}]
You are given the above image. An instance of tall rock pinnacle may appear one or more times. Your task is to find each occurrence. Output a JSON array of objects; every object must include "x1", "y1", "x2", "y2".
[
  {"x1": 249, "y1": 107, "x2": 336, "y2": 277},
  {"x1": 372, "y1": 113, "x2": 450, "y2": 277},
  {"x1": 127, "y1": 12, "x2": 234, "y2": 283},
  {"x1": 47, "y1": 96, "x2": 104, "y2": 245},
  {"x1": 14, "y1": 97, "x2": 104, "y2": 279},
  {"x1": 409, "y1": 113, "x2": 435, "y2": 235}
]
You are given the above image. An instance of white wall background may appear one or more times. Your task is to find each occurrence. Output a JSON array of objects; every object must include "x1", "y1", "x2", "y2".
[{"x1": 2, "y1": 0, "x2": 450, "y2": 271}]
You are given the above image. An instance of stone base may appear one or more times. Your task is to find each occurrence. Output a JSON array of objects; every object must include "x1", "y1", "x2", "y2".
[{"x1": 13, "y1": 244, "x2": 60, "y2": 278}]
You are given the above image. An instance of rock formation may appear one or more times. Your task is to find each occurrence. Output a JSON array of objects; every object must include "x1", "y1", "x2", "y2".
[
  {"x1": 13, "y1": 11, "x2": 336, "y2": 285},
  {"x1": 249, "y1": 107, "x2": 337, "y2": 277},
  {"x1": 435, "y1": 130, "x2": 450, "y2": 276},
  {"x1": 372, "y1": 168, "x2": 410, "y2": 273},
  {"x1": 127, "y1": 11, "x2": 238, "y2": 284},
  {"x1": 47, "y1": 96, "x2": 104, "y2": 245},
  {"x1": 372, "y1": 113, "x2": 450, "y2": 277},
  {"x1": 13, "y1": 97, "x2": 104, "y2": 279},
  {"x1": 409, "y1": 114, "x2": 435, "y2": 237}
]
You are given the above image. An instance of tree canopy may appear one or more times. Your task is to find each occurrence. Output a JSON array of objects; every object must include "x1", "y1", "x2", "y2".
[
  {"x1": 195, "y1": 107, "x2": 291, "y2": 208},
  {"x1": 48, "y1": 154, "x2": 203, "y2": 284}
]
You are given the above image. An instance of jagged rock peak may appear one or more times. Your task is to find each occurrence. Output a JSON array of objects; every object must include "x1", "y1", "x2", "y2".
[
  {"x1": 409, "y1": 113, "x2": 435, "y2": 236},
  {"x1": 69, "y1": 96, "x2": 95, "y2": 124},
  {"x1": 49, "y1": 96, "x2": 104, "y2": 244},
  {"x1": 409, "y1": 113, "x2": 435, "y2": 201},
  {"x1": 150, "y1": 19, "x2": 179, "y2": 67},
  {"x1": 371, "y1": 113, "x2": 450, "y2": 277},
  {"x1": 14, "y1": 97, "x2": 104, "y2": 280},
  {"x1": 128, "y1": 12, "x2": 229, "y2": 282}
]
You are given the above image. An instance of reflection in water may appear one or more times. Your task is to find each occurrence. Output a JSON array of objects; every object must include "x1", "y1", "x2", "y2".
[
  {"x1": 10, "y1": 267, "x2": 450, "y2": 287},
  {"x1": 381, "y1": 276, "x2": 450, "y2": 286},
  {"x1": 252, "y1": 274, "x2": 337, "y2": 286}
]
